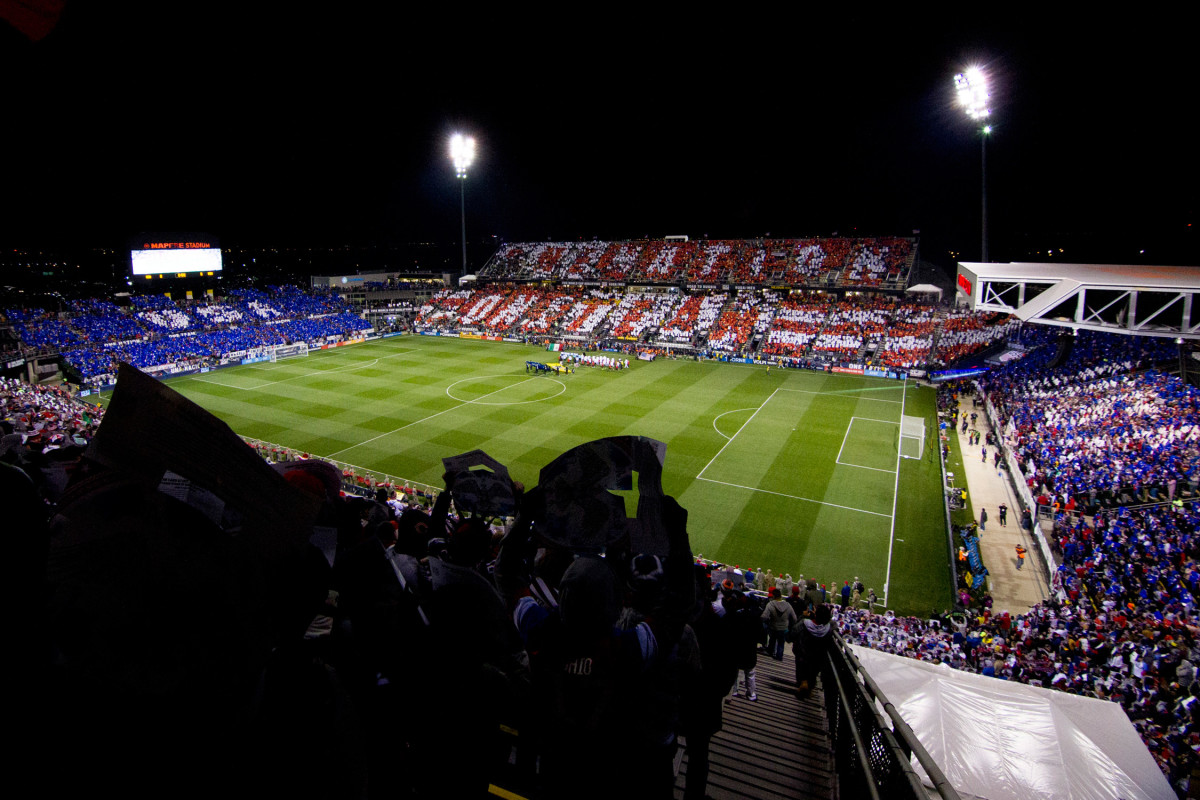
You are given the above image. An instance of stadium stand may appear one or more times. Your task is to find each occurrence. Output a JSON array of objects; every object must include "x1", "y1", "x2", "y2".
[
  {"x1": 477, "y1": 236, "x2": 917, "y2": 289},
  {"x1": 4, "y1": 284, "x2": 367, "y2": 383},
  {"x1": 17, "y1": 235, "x2": 1200, "y2": 796}
]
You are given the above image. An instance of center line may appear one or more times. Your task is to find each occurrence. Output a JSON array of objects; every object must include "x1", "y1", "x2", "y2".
[{"x1": 326, "y1": 376, "x2": 538, "y2": 458}]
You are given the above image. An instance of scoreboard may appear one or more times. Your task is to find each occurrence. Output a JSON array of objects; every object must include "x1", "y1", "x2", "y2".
[{"x1": 130, "y1": 238, "x2": 222, "y2": 278}]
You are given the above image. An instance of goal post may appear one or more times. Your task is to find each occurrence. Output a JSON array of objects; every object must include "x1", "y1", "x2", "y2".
[
  {"x1": 900, "y1": 414, "x2": 925, "y2": 459},
  {"x1": 270, "y1": 342, "x2": 309, "y2": 362}
]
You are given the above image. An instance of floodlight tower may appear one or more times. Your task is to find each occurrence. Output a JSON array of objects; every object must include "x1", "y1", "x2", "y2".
[
  {"x1": 955, "y1": 68, "x2": 992, "y2": 262},
  {"x1": 450, "y1": 133, "x2": 477, "y2": 278}
]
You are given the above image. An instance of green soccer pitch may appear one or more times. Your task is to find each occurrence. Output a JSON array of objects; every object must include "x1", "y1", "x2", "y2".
[{"x1": 154, "y1": 334, "x2": 952, "y2": 615}]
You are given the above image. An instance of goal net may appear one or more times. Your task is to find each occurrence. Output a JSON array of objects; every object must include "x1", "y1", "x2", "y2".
[
  {"x1": 270, "y1": 342, "x2": 309, "y2": 362},
  {"x1": 900, "y1": 414, "x2": 925, "y2": 459}
]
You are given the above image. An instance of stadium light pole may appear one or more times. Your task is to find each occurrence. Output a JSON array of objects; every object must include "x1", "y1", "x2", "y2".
[
  {"x1": 954, "y1": 68, "x2": 992, "y2": 262},
  {"x1": 450, "y1": 133, "x2": 476, "y2": 279}
]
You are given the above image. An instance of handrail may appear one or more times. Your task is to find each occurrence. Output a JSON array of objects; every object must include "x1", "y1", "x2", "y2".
[{"x1": 822, "y1": 631, "x2": 961, "y2": 800}]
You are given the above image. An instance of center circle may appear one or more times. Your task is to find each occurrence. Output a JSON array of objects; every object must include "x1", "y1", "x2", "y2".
[{"x1": 445, "y1": 374, "x2": 567, "y2": 405}]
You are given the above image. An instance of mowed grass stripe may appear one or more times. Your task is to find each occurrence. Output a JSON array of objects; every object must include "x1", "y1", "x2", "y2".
[
  {"x1": 806, "y1": 504, "x2": 893, "y2": 592},
  {"x1": 701, "y1": 390, "x2": 894, "y2": 516},
  {"x1": 159, "y1": 336, "x2": 951, "y2": 615},
  {"x1": 839, "y1": 417, "x2": 899, "y2": 472},
  {"x1": 884, "y1": 387, "x2": 952, "y2": 614}
]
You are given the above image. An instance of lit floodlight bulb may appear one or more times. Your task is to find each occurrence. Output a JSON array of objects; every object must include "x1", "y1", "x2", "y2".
[
  {"x1": 450, "y1": 133, "x2": 476, "y2": 178},
  {"x1": 954, "y1": 69, "x2": 991, "y2": 121}
]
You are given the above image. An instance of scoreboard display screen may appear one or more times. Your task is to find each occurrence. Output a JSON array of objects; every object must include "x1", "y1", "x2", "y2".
[{"x1": 131, "y1": 240, "x2": 222, "y2": 277}]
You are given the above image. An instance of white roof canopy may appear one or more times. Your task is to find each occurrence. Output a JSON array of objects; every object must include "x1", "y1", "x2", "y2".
[{"x1": 956, "y1": 261, "x2": 1200, "y2": 339}]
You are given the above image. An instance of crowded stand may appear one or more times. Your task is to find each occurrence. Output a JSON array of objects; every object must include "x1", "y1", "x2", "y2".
[
  {"x1": 487, "y1": 242, "x2": 572, "y2": 281},
  {"x1": 136, "y1": 303, "x2": 199, "y2": 333},
  {"x1": 1, "y1": 375, "x2": 104, "y2": 451},
  {"x1": 3, "y1": 279, "x2": 1030, "y2": 379},
  {"x1": 875, "y1": 302, "x2": 938, "y2": 369},
  {"x1": 228, "y1": 287, "x2": 288, "y2": 320},
  {"x1": 68, "y1": 300, "x2": 146, "y2": 344},
  {"x1": 477, "y1": 236, "x2": 917, "y2": 289},
  {"x1": 981, "y1": 330, "x2": 1190, "y2": 510},
  {"x1": 843, "y1": 238, "x2": 913, "y2": 287},
  {"x1": 194, "y1": 302, "x2": 245, "y2": 326},
  {"x1": 639, "y1": 240, "x2": 694, "y2": 282},
  {"x1": 656, "y1": 293, "x2": 724, "y2": 346},
  {"x1": 4, "y1": 285, "x2": 364, "y2": 384},
  {"x1": 930, "y1": 310, "x2": 1021, "y2": 367},
  {"x1": 776, "y1": 240, "x2": 831, "y2": 284},
  {"x1": 804, "y1": 295, "x2": 890, "y2": 361},
  {"x1": 759, "y1": 294, "x2": 834, "y2": 358},
  {"x1": 801, "y1": 332, "x2": 1199, "y2": 794},
  {"x1": 831, "y1": 513, "x2": 1200, "y2": 794},
  {"x1": 557, "y1": 242, "x2": 610, "y2": 281},
  {"x1": 479, "y1": 288, "x2": 539, "y2": 333},
  {"x1": 10, "y1": 316, "x2": 85, "y2": 352},
  {"x1": 516, "y1": 289, "x2": 576, "y2": 334},
  {"x1": 766, "y1": 238, "x2": 855, "y2": 286},
  {"x1": 456, "y1": 289, "x2": 512, "y2": 329},
  {"x1": 405, "y1": 282, "x2": 1026, "y2": 369},
  {"x1": 590, "y1": 241, "x2": 646, "y2": 282},
  {"x1": 705, "y1": 293, "x2": 763, "y2": 353},
  {"x1": 607, "y1": 292, "x2": 681, "y2": 339},
  {"x1": 414, "y1": 289, "x2": 475, "y2": 330},
  {"x1": 687, "y1": 241, "x2": 747, "y2": 284},
  {"x1": 561, "y1": 290, "x2": 620, "y2": 335},
  {"x1": 16, "y1": 248, "x2": 1200, "y2": 796}
]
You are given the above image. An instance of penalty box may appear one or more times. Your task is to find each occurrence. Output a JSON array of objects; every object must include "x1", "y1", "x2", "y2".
[{"x1": 701, "y1": 389, "x2": 899, "y2": 518}]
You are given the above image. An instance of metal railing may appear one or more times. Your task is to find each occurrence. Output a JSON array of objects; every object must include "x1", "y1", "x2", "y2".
[
  {"x1": 823, "y1": 632, "x2": 960, "y2": 800},
  {"x1": 240, "y1": 435, "x2": 441, "y2": 500}
]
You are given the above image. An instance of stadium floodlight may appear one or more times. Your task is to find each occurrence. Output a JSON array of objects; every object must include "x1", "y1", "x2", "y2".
[
  {"x1": 954, "y1": 68, "x2": 991, "y2": 120},
  {"x1": 954, "y1": 68, "x2": 992, "y2": 262},
  {"x1": 449, "y1": 133, "x2": 477, "y2": 277},
  {"x1": 450, "y1": 133, "x2": 476, "y2": 178}
]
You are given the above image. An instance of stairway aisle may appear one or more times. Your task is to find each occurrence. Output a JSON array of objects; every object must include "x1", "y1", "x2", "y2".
[{"x1": 674, "y1": 649, "x2": 836, "y2": 800}]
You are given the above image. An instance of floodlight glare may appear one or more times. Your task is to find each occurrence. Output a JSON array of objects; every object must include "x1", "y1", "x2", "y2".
[
  {"x1": 953, "y1": 67, "x2": 994, "y2": 262},
  {"x1": 450, "y1": 133, "x2": 476, "y2": 178},
  {"x1": 954, "y1": 69, "x2": 991, "y2": 120},
  {"x1": 449, "y1": 132, "x2": 478, "y2": 277}
]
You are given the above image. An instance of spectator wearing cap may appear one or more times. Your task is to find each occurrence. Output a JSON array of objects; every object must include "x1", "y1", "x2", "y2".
[
  {"x1": 762, "y1": 588, "x2": 798, "y2": 661},
  {"x1": 787, "y1": 584, "x2": 808, "y2": 618}
]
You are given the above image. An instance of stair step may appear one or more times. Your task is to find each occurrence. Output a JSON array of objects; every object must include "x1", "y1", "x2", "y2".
[{"x1": 673, "y1": 650, "x2": 835, "y2": 800}]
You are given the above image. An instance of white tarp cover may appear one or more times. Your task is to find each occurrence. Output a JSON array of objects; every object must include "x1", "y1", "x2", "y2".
[
  {"x1": 905, "y1": 283, "x2": 943, "y2": 298},
  {"x1": 848, "y1": 645, "x2": 1174, "y2": 800}
]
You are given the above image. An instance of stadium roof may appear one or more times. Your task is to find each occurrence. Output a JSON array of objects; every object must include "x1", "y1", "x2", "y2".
[{"x1": 957, "y1": 262, "x2": 1200, "y2": 339}]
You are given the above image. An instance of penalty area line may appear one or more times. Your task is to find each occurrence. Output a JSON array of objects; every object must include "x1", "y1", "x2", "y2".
[
  {"x1": 697, "y1": 389, "x2": 779, "y2": 478},
  {"x1": 694, "y1": 476, "x2": 892, "y2": 518}
]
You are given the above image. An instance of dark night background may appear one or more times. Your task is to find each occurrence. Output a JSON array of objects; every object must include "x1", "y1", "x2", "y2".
[{"x1": 1, "y1": 3, "x2": 1196, "y2": 277}]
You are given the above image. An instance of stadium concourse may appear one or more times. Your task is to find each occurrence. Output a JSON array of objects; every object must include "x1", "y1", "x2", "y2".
[{"x1": 952, "y1": 388, "x2": 1051, "y2": 615}]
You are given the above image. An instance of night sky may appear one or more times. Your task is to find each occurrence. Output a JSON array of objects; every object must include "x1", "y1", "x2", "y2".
[{"x1": 2, "y1": 4, "x2": 1196, "y2": 267}]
